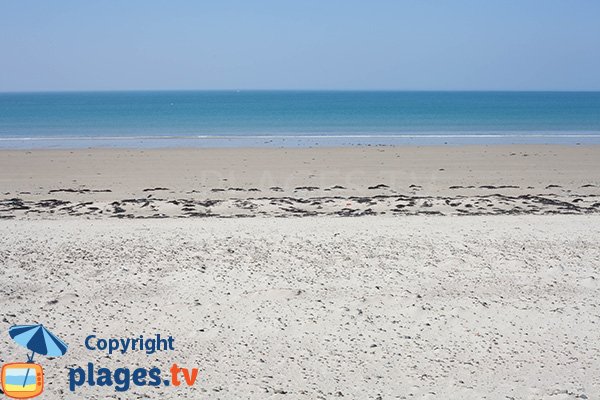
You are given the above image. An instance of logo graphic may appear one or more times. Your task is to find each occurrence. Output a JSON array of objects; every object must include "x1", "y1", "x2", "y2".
[
  {"x1": 1, "y1": 324, "x2": 68, "y2": 399},
  {"x1": 1, "y1": 364, "x2": 43, "y2": 399}
]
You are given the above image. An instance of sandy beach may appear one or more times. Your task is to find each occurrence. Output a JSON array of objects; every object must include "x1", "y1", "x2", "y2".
[
  {"x1": 1, "y1": 145, "x2": 599, "y2": 398},
  {"x1": 1, "y1": 145, "x2": 599, "y2": 218}
]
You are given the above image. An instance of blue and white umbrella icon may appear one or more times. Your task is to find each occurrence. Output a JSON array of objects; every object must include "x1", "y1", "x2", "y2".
[{"x1": 8, "y1": 324, "x2": 68, "y2": 387}]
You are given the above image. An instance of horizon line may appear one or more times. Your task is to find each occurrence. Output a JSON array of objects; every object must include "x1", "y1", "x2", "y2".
[{"x1": 2, "y1": 88, "x2": 600, "y2": 95}]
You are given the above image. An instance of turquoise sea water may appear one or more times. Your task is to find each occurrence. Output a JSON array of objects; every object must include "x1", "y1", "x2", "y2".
[{"x1": 0, "y1": 91, "x2": 599, "y2": 148}]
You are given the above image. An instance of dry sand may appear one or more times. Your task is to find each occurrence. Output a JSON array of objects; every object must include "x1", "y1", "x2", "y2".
[{"x1": 0, "y1": 216, "x2": 599, "y2": 399}]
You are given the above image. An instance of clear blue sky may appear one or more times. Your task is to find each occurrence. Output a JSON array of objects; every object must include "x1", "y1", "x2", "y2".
[{"x1": 1, "y1": 0, "x2": 600, "y2": 91}]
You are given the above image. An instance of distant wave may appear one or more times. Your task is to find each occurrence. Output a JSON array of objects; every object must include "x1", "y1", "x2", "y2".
[{"x1": 2, "y1": 132, "x2": 600, "y2": 141}]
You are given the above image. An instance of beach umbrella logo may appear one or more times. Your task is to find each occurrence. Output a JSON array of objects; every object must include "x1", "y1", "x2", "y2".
[{"x1": 1, "y1": 324, "x2": 68, "y2": 399}]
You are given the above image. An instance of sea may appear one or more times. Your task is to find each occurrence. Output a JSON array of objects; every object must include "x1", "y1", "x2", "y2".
[{"x1": 1, "y1": 91, "x2": 599, "y2": 148}]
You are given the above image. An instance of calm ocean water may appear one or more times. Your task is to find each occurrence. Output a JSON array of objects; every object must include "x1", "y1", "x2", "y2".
[{"x1": 1, "y1": 91, "x2": 599, "y2": 148}]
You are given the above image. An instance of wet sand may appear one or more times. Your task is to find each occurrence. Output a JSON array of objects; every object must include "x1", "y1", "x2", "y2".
[{"x1": 0, "y1": 145, "x2": 599, "y2": 218}]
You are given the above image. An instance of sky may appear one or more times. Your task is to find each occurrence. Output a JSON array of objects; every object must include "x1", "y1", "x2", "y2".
[{"x1": 1, "y1": 0, "x2": 600, "y2": 92}]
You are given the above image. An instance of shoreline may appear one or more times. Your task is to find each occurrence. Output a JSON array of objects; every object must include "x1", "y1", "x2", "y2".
[
  {"x1": 2, "y1": 134, "x2": 600, "y2": 150},
  {"x1": 1, "y1": 145, "x2": 599, "y2": 219}
]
